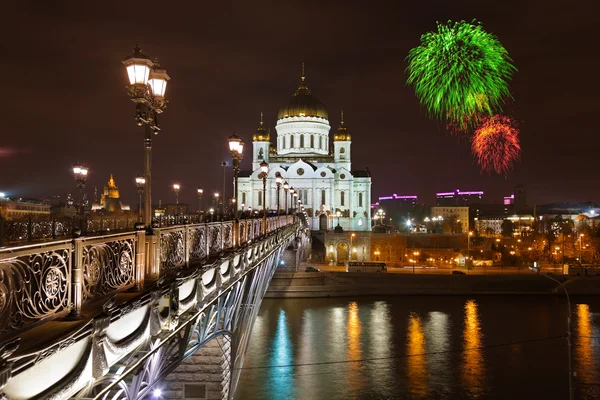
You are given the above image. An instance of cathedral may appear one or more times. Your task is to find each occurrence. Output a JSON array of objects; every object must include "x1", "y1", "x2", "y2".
[{"x1": 237, "y1": 69, "x2": 372, "y2": 231}]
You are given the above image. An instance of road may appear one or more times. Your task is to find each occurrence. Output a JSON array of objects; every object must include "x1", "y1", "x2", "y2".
[{"x1": 304, "y1": 264, "x2": 564, "y2": 275}]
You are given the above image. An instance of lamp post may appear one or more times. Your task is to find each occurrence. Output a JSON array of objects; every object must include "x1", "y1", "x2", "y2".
[
  {"x1": 283, "y1": 181, "x2": 289, "y2": 215},
  {"x1": 276, "y1": 176, "x2": 282, "y2": 216},
  {"x1": 467, "y1": 231, "x2": 474, "y2": 273},
  {"x1": 135, "y1": 176, "x2": 145, "y2": 222},
  {"x1": 336, "y1": 211, "x2": 341, "y2": 227},
  {"x1": 214, "y1": 192, "x2": 219, "y2": 214},
  {"x1": 123, "y1": 45, "x2": 170, "y2": 227},
  {"x1": 209, "y1": 208, "x2": 215, "y2": 222},
  {"x1": 412, "y1": 251, "x2": 420, "y2": 274},
  {"x1": 241, "y1": 203, "x2": 245, "y2": 218},
  {"x1": 529, "y1": 264, "x2": 574, "y2": 400},
  {"x1": 579, "y1": 233, "x2": 584, "y2": 266},
  {"x1": 221, "y1": 161, "x2": 227, "y2": 215},
  {"x1": 197, "y1": 188, "x2": 203, "y2": 215},
  {"x1": 72, "y1": 164, "x2": 89, "y2": 234},
  {"x1": 172, "y1": 183, "x2": 180, "y2": 205},
  {"x1": 290, "y1": 187, "x2": 295, "y2": 214},
  {"x1": 259, "y1": 161, "x2": 269, "y2": 234},
  {"x1": 350, "y1": 232, "x2": 356, "y2": 260},
  {"x1": 228, "y1": 134, "x2": 244, "y2": 220}
]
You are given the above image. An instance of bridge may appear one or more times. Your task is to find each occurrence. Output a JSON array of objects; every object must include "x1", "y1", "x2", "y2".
[{"x1": 0, "y1": 216, "x2": 309, "y2": 399}]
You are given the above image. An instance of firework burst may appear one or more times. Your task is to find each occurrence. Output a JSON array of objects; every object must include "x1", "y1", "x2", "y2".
[
  {"x1": 471, "y1": 115, "x2": 520, "y2": 175},
  {"x1": 407, "y1": 20, "x2": 516, "y2": 131}
]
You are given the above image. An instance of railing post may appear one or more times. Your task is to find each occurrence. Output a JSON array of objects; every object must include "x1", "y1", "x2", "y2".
[
  {"x1": 135, "y1": 229, "x2": 146, "y2": 290},
  {"x1": 70, "y1": 237, "x2": 84, "y2": 317},
  {"x1": 147, "y1": 228, "x2": 160, "y2": 280}
]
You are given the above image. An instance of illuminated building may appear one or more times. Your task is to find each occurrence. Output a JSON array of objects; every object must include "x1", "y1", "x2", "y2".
[
  {"x1": 436, "y1": 189, "x2": 483, "y2": 206},
  {"x1": 430, "y1": 206, "x2": 469, "y2": 233},
  {"x1": 92, "y1": 175, "x2": 130, "y2": 213},
  {"x1": 0, "y1": 196, "x2": 50, "y2": 220},
  {"x1": 237, "y1": 67, "x2": 372, "y2": 231}
]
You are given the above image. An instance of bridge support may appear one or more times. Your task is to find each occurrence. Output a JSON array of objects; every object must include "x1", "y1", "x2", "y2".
[{"x1": 163, "y1": 335, "x2": 231, "y2": 400}]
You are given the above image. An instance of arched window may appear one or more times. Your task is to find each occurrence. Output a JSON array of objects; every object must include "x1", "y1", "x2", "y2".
[
  {"x1": 300, "y1": 135, "x2": 305, "y2": 148},
  {"x1": 242, "y1": 192, "x2": 246, "y2": 204},
  {"x1": 359, "y1": 192, "x2": 363, "y2": 207},
  {"x1": 319, "y1": 136, "x2": 323, "y2": 150},
  {"x1": 310, "y1": 135, "x2": 314, "y2": 148},
  {"x1": 341, "y1": 191, "x2": 345, "y2": 206},
  {"x1": 258, "y1": 191, "x2": 262, "y2": 206},
  {"x1": 258, "y1": 148, "x2": 264, "y2": 159},
  {"x1": 321, "y1": 190, "x2": 326, "y2": 205},
  {"x1": 290, "y1": 135, "x2": 294, "y2": 148}
]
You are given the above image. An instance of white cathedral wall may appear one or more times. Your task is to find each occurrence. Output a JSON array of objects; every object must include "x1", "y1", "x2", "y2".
[{"x1": 275, "y1": 117, "x2": 330, "y2": 156}]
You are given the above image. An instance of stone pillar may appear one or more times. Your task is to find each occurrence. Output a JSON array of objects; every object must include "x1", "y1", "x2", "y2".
[{"x1": 161, "y1": 335, "x2": 232, "y2": 400}]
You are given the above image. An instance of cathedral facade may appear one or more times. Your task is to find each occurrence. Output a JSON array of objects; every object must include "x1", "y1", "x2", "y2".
[{"x1": 237, "y1": 70, "x2": 372, "y2": 231}]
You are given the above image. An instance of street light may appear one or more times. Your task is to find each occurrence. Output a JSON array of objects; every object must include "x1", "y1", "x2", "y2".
[
  {"x1": 172, "y1": 183, "x2": 180, "y2": 205},
  {"x1": 260, "y1": 161, "x2": 269, "y2": 234},
  {"x1": 290, "y1": 187, "x2": 295, "y2": 214},
  {"x1": 350, "y1": 232, "x2": 356, "y2": 260},
  {"x1": 228, "y1": 133, "x2": 244, "y2": 220},
  {"x1": 197, "y1": 188, "x2": 203, "y2": 214},
  {"x1": 467, "y1": 231, "x2": 474, "y2": 273},
  {"x1": 276, "y1": 176, "x2": 282, "y2": 216},
  {"x1": 412, "y1": 251, "x2": 420, "y2": 274},
  {"x1": 214, "y1": 192, "x2": 219, "y2": 217},
  {"x1": 283, "y1": 181, "x2": 289, "y2": 215},
  {"x1": 209, "y1": 208, "x2": 215, "y2": 222},
  {"x1": 72, "y1": 164, "x2": 89, "y2": 234},
  {"x1": 529, "y1": 263, "x2": 574, "y2": 400},
  {"x1": 123, "y1": 45, "x2": 170, "y2": 227},
  {"x1": 135, "y1": 176, "x2": 145, "y2": 222}
]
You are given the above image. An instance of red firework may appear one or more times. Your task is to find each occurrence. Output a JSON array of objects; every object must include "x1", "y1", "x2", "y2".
[{"x1": 471, "y1": 115, "x2": 521, "y2": 175}]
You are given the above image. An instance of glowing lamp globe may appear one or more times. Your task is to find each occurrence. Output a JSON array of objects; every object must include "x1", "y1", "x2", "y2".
[
  {"x1": 148, "y1": 64, "x2": 170, "y2": 98},
  {"x1": 123, "y1": 45, "x2": 153, "y2": 86},
  {"x1": 260, "y1": 161, "x2": 269, "y2": 174},
  {"x1": 228, "y1": 134, "x2": 242, "y2": 152}
]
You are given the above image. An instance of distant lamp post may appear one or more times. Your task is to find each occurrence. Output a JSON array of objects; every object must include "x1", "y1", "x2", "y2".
[
  {"x1": 275, "y1": 176, "x2": 282, "y2": 216},
  {"x1": 467, "y1": 231, "x2": 474, "y2": 273},
  {"x1": 259, "y1": 161, "x2": 269, "y2": 234},
  {"x1": 72, "y1": 164, "x2": 89, "y2": 234},
  {"x1": 350, "y1": 232, "x2": 356, "y2": 260},
  {"x1": 336, "y1": 211, "x2": 341, "y2": 227},
  {"x1": 228, "y1": 133, "x2": 244, "y2": 220},
  {"x1": 123, "y1": 45, "x2": 170, "y2": 227},
  {"x1": 412, "y1": 251, "x2": 420, "y2": 274},
  {"x1": 221, "y1": 161, "x2": 227, "y2": 215},
  {"x1": 172, "y1": 183, "x2": 180, "y2": 205},
  {"x1": 135, "y1": 176, "x2": 145, "y2": 222},
  {"x1": 283, "y1": 181, "x2": 289, "y2": 215},
  {"x1": 209, "y1": 208, "x2": 215, "y2": 222},
  {"x1": 197, "y1": 188, "x2": 203, "y2": 214},
  {"x1": 290, "y1": 187, "x2": 295, "y2": 214},
  {"x1": 214, "y1": 192, "x2": 219, "y2": 211}
]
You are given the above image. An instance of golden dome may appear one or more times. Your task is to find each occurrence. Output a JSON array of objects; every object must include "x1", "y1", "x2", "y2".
[
  {"x1": 277, "y1": 64, "x2": 328, "y2": 120},
  {"x1": 253, "y1": 112, "x2": 270, "y2": 142},
  {"x1": 333, "y1": 111, "x2": 351, "y2": 141}
]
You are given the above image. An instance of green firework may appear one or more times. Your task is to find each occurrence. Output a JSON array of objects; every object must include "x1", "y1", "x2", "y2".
[{"x1": 406, "y1": 20, "x2": 516, "y2": 131}]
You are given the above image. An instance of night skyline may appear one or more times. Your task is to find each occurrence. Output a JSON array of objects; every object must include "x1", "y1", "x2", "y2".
[{"x1": 1, "y1": 1, "x2": 598, "y2": 207}]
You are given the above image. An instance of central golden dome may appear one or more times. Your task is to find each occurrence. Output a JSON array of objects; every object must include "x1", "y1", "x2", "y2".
[{"x1": 277, "y1": 68, "x2": 328, "y2": 120}]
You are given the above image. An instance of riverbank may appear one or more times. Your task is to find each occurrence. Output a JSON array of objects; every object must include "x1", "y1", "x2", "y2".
[{"x1": 265, "y1": 271, "x2": 600, "y2": 297}]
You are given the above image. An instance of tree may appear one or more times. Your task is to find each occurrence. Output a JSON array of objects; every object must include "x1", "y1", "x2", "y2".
[
  {"x1": 485, "y1": 227, "x2": 495, "y2": 236},
  {"x1": 501, "y1": 219, "x2": 514, "y2": 237}
]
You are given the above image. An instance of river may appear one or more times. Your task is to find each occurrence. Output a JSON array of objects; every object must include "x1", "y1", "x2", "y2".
[{"x1": 235, "y1": 296, "x2": 600, "y2": 399}]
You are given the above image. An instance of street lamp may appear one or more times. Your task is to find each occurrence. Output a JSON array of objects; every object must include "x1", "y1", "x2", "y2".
[
  {"x1": 530, "y1": 263, "x2": 574, "y2": 400},
  {"x1": 209, "y1": 208, "x2": 215, "y2": 222},
  {"x1": 350, "y1": 232, "x2": 356, "y2": 260},
  {"x1": 412, "y1": 251, "x2": 420, "y2": 274},
  {"x1": 123, "y1": 45, "x2": 170, "y2": 227},
  {"x1": 276, "y1": 176, "x2": 282, "y2": 216},
  {"x1": 283, "y1": 181, "x2": 289, "y2": 215},
  {"x1": 72, "y1": 164, "x2": 89, "y2": 234},
  {"x1": 336, "y1": 211, "x2": 341, "y2": 227},
  {"x1": 260, "y1": 161, "x2": 269, "y2": 234},
  {"x1": 172, "y1": 183, "x2": 180, "y2": 205},
  {"x1": 135, "y1": 176, "x2": 145, "y2": 222},
  {"x1": 214, "y1": 192, "x2": 220, "y2": 218},
  {"x1": 221, "y1": 161, "x2": 227, "y2": 215},
  {"x1": 467, "y1": 231, "x2": 474, "y2": 273},
  {"x1": 228, "y1": 133, "x2": 244, "y2": 220},
  {"x1": 290, "y1": 187, "x2": 295, "y2": 214},
  {"x1": 197, "y1": 188, "x2": 203, "y2": 215}
]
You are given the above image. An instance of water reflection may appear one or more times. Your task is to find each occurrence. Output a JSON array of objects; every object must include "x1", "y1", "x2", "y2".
[
  {"x1": 369, "y1": 301, "x2": 393, "y2": 396},
  {"x1": 268, "y1": 310, "x2": 294, "y2": 399},
  {"x1": 425, "y1": 311, "x2": 451, "y2": 395},
  {"x1": 575, "y1": 304, "x2": 599, "y2": 393},
  {"x1": 346, "y1": 302, "x2": 364, "y2": 393},
  {"x1": 406, "y1": 312, "x2": 428, "y2": 397},
  {"x1": 462, "y1": 299, "x2": 485, "y2": 397}
]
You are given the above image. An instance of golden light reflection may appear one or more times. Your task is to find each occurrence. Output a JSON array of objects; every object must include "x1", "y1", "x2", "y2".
[
  {"x1": 347, "y1": 302, "x2": 363, "y2": 393},
  {"x1": 406, "y1": 313, "x2": 428, "y2": 397},
  {"x1": 575, "y1": 304, "x2": 598, "y2": 386},
  {"x1": 462, "y1": 300, "x2": 485, "y2": 396}
]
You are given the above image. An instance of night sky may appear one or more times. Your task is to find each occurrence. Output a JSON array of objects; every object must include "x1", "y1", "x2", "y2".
[{"x1": 1, "y1": 1, "x2": 598, "y2": 208}]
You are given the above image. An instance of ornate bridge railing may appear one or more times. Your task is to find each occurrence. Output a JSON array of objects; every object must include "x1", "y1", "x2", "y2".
[
  {"x1": 0, "y1": 216, "x2": 294, "y2": 339},
  {"x1": 0, "y1": 219, "x2": 303, "y2": 400}
]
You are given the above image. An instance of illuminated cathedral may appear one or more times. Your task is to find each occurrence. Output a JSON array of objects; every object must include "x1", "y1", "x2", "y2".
[{"x1": 237, "y1": 68, "x2": 372, "y2": 231}]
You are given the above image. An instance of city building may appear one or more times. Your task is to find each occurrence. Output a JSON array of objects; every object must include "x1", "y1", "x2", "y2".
[
  {"x1": 91, "y1": 175, "x2": 130, "y2": 213},
  {"x1": 237, "y1": 69, "x2": 372, "y2": 231},
  {"x1": 376, "y1": 194, "x2": 419, "y2": 227},
  {"x1": 436, "y1": 189, "x2": 483, "y2": 206},
  {"x1": 0, "y1": 197, "x2": 50, "y2": 220},
  {"x1": 430, "y1": 206, "x2": 469, "y2": 233}
]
